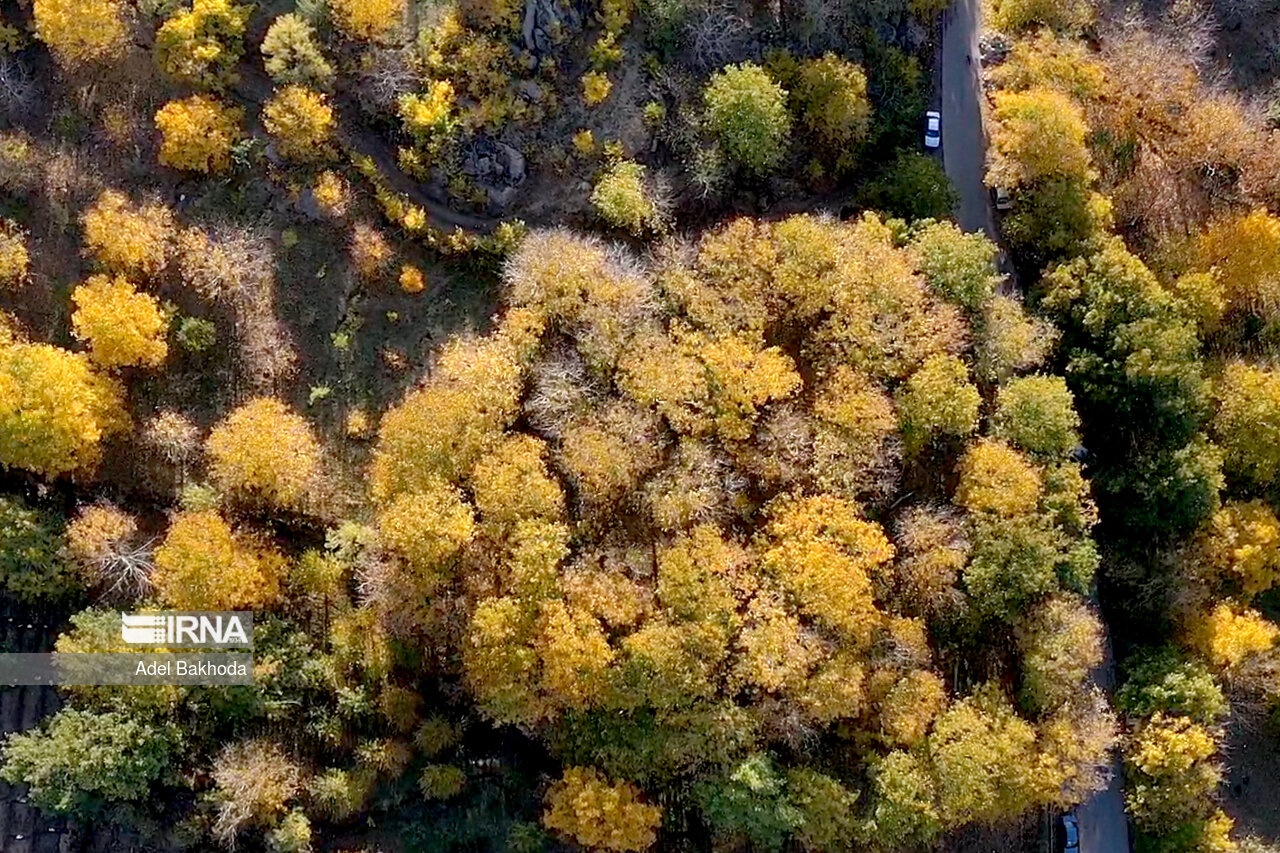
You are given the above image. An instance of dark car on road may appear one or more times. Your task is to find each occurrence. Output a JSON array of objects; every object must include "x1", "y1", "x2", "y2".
[{"x1": 1059, "y1": 812, "x2": 1080, "y2": 853}]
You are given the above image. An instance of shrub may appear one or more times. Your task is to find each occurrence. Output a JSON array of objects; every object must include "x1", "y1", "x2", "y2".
[
  {"x1": 70, "y1": 275, "x2": 169, "y2": 369},
  {"x1": 582, "y1": 71, "x2": 613, "y2": 106},
  {"x1": 32, "y1": 0, "x2": 128, "y2": 68},
  {"x1": 155, "y1": 0, "x2": 252, "y2": 88},
  {"x1": 261, "y1": 13, "x2": 334, "y2": 87},
  {"x1": 155, "y1": 95, "x2": 243, "y2": 174},
  {"x1": 591, "y1": 160, "x2": 661, "y2": 235},
  {"x1": 176, "y1": 316, "x2": 217, "y2": 353},
  {"x1": 263, "y1": 86, "x2": 337, "y2": 162},
  {"x1": 704, "y1": 63, "x2": 791, "y2": 173},
  {"x1": 329, "y1": 0, "x2": 405, "y2": 43}
]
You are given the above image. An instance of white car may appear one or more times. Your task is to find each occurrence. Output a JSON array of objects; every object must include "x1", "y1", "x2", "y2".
[{"x1": 924, "y1": 110, "x2": 941, "y2": 149}]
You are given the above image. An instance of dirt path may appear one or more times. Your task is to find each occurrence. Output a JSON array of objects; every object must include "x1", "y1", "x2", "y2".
[{"x1": 232, "y1": 64, "x2": 497, "y2": 234}]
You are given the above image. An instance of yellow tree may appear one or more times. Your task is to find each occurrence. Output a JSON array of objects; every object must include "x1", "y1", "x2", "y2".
[
  {"x1": 152, "y1": 510, "x2": 287, "y2": 610},
  {"x1": 1195, "y1": 500, "x2": 1280, "y2": 599},
  {"x1": 1189, "y1": 603, "x2": 1279, "y2": 670},
  {"x1": 758, "y1": 494, "x2": 893, "y2": 643},
  {"x1": 0, "y1": 341, "x2": 128, "y2": 478},
  {"x1": 1212, "y1": 361, "x2": 1280, "y2": 488},
  {"x1": 543, "y1": 767, "x2": 662, "y2": 852},
  {"x1": 32, "y1": 0, "x2": 128, "y2": 68},
  {"x1": 205, "y1": 398, "x2": 322, "y2": 510},
  {"x1": 329, "y1": 0, "x2": 405, "y2": 43},
  {"x1": 155, "y1": 0, "x2": 252, "y2": 88},
  {"x1": 1196, "y1": 209, "x2": 1280, "y2": 322},
  {"x1": 81, "y1": 191, "x2": 174, "y2": 278},
  {"x1": 376, "y1": 481, "x2": 476, "y2": 589},
  {"x1": 70, "y1": 275, "x2": 169, "y2": 369},
  {"x1": 955, "y1": 438, "x2": 1043, "y2": 517},
  {"x1": 469, "y1": 434, "x2": 565, "y2": 528},
  {"x1": 155, "y1": 96, "x2": 243, "y2": 174},
  {"x1": 263, "y1": 86, "x2": 337, "y2": 162},
  {"x1": 988, "y1": 87, "x2": 1091, "y2": 189},
  {"x1": 371, "y1": 334, "x2": 524, "y2": 499},
  {"x1": 0, "y1": 221, "x2": 28, "y2": 287}
]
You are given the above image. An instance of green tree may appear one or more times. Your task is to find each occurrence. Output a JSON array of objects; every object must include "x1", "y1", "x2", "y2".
[
  {"x1": 860, "y1": 151, "x2": 958, "y2": 221},
  {"x1": 0, "y1": 709, "x2": 179, "y2": 815},
  {"x1": 993, "y1": 375, "x2": 1080, "y2": 458},
  {"x1": 791, "y1": 54, "x2": 871, "y2": 156},
  {"x1": 0, "y1": 495, "x2": 76, "y2": 601},
  {"x1": 1116, "y1": 648, "x2": 1228, "y2": 725},
  {"x1": 863, "y1": 751, "x2": 942, "y2": 849},
  {"x1": 897, "y1": 354, "x2": 981, "y2": 455},
  {"x1": 911, "y1": 220, "x2": 1002, "y2": 310},
  {"x1": 704, "y1": 63, "x2": 792, "y2": 174},
  {"x1": 694, "y1": 754, "x2": 801, "y2": 852},
  {"x1": 1002, "y1": 175, "x2": 1112, "y2": 273}
]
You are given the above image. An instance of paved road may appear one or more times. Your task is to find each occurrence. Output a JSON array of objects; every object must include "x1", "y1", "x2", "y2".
[
  {"x1": 940, "y1": 0, "x2": 998, "y2": 243},
  {"x1": 1074, "y1": 637, "x2": 1133, "y2": 853}
]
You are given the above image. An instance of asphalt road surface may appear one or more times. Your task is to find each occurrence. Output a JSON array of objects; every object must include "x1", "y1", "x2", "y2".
[
  {"x1": 940, "y1": 0, "x2": 998, "y2": 242},
  {"x1": 1074, "y1": 639, "x2": 1133, "y2": 853}
]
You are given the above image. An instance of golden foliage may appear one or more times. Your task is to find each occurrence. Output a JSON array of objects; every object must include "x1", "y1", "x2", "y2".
[
  {"x1": 879, "y1": 669, "x2": 947, "y2": 748},
  {"x1": 1196, "y1": 209, "x2": 1280, "y2": 322},
  {"x1": 152, "y1": 511, "x2": 287, "y2": 610},
  {"x1": 263, "y1": 86, "x2": 337, "y2": 162},
  {"x1": 329, "y1": 0, "x2": 405, "y2": 43},
  {"x1": 313, "y1": 170, "x2": 350, "y2": 216},
  {"x1": 1196, "y1": 500, "x2": 1280, "y2": 599},
  {"x1": 0, "y1": 221, "x2": 28, "y2": 287},
  {"x1": 398, "y1": 264, "x2": 425, "y2": 293},
  {"x1": 205, "y1": 398, "x2": 322, "y2": 510},
  {"x1": 0, "y1": 341, "x2": 128, "y2": 477},
  {"x1": 543, "y1": 767, "x2": 662, "y2": 852},
  {"x1": 470, "y1": 434, "x2": 565, "y2": 528},
  {"x1": 988, "y1": 87, "x2": 1091, "y2": 189},
  {"x1": 81, "y1": 191, "x2": 174, "y2": 278},
  {"x1": 759, "y1": 494, "x2": 893, "y2": 642},
  {"x1": 376, "y1": 482, "x2": 476, "y2": 585},
  {"x1": 154, "y1": 96, "x2": 243, "y2": 174},
  {"x1": 70, "y1": 275, "x2": 169, "y2": 369},
  {"x1": 371, "y1": 334, "x2": 524, "y2": 499},
  {"x1": 66, "y1": 504, "x2": 137, "y2": 569},
  {"x1": 155, "y1": 0, "x2": 251, "y2": 88},
  {"x1": 897, "y1": 354, "x2": 981, "y2": 454},
  {"x1": 1190, "y1": 603, "x2": 1279, "y2": 670},
  {"x1": 32, "y1": 0, "x2": 128, "y2": 67},
  {"x1": 956, "y1": 439, "x2": 1043, "y2": 517}
]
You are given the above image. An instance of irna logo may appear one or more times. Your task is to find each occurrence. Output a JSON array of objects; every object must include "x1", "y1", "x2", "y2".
[{"x1": 120, "y1": 612, "x2": 253, "y2": 648}]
